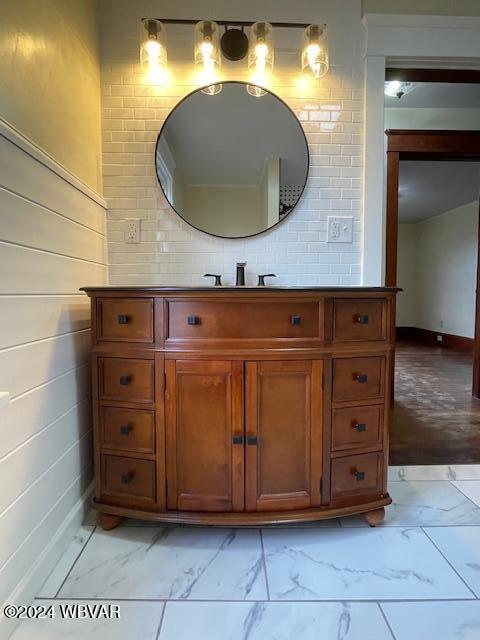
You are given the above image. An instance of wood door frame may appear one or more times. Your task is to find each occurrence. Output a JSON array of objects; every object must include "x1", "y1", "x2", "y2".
[{"x1": 385, "y1": 129, "x2": 480, "y2": 397}]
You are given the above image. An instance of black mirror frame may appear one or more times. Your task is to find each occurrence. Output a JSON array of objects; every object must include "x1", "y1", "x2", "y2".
[{"x1": 154, "y1": 80, "x2": 310, "y2": 240}]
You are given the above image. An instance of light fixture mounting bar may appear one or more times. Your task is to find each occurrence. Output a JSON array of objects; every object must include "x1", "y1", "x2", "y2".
[{"x1": 143, "y1": 18, "x2": 312, "y2": 29}]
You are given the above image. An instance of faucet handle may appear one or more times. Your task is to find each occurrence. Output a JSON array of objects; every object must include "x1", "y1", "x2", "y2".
[
  {"x1": 204, "y1": 273, "x2": 222, "y2": 287},
  {"x1": 257, "y1": 274, "x2": 277, "y2": 286}
]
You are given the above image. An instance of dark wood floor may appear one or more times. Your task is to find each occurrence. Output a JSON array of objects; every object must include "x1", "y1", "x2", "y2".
[{"x1": 390, "y1": 341, "x2": 480, "y2": 465}]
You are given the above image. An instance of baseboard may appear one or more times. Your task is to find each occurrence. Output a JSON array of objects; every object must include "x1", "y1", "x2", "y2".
[
  {"x1": 0, "y1": 481, "x2": 94, "y2": 639},
  {"x1": 396, "y1": 326, "x2": 474, "y2": 351}
]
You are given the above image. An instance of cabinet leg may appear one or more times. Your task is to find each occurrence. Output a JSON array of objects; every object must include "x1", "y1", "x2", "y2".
[
  {"x1": 363, "y1": 507, "x2": 385, "y2": 527},
  {"x1": 99, "y1": 512, "x2": 123, "y2": 531}
]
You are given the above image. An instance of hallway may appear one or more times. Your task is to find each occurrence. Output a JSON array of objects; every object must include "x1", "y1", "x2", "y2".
[{"x1": 390, "y1": 341, "x2": 480, "y2": 464}]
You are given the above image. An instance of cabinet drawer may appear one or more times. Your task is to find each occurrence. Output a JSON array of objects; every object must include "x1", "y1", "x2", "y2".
[
  {"x1": 333, "y1": 298, "x2": 386, "y2": 343},
  {"x1": 167, "y1": 300, "x2": 320, "y2": 341},
  {"x1": 332, "y1": 405, "x2": 383, "y2": 451},
  {"x1": 101, "y1": 454, "x2": 155, "y2": 504},
  {"x1": 97, "y1": 298, "x2": 154, "y2": 343},
  {"x1": 333, "y1": 356, "x2": 385, "y2": 402},
  {"x1": 99, "y1": 358, "x2": 154, "y2": 404},
  {"x1": 331, "y1": 452, "x2": 383, "y2": 500},
  {"x1": 100, "y1": 407, "x2": 155, "y2": 454}
]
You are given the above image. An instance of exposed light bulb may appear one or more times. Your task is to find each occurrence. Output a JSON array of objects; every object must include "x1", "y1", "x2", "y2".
[
  {"x1": 254, "y1": 42, "x2": 268, "y2": 72},
  {"x1": 301, "y1": 24, "x2": 328, "y2": 80},
  {"x1": 306, "y1": 43, "x2": 321, "y2": 76},
  {"x1": 145, "y1": 39, "x2": 162, "y2": 66},
  {"x1": 140, "y1": 19, "x2": 167, "y2": 77},
  {"x1": 247, "y1": 23, "x2": 273, "y2": 98},
  {"x1": 194, "y1": 21, "x2": 222, "y2": 95}
]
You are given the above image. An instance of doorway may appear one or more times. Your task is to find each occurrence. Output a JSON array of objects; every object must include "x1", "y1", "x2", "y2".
[{"x1": 384, "y1": 72, "x2": 480, "y2": 463}]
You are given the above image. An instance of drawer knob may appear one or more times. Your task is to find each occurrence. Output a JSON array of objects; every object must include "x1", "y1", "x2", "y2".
[
  {"x1": 120, "y1": 424, "x2": 132, "y2": 435},
  {"x1": 291, "y1": 315, "x2": 301, "y2": 325},
  {"x1": 354, "y1": 374, "x2": 368, "y2": 384},
  {"x1": 246, "y1": 436, "x2": 258, "y2": 446},
  {"x1": 117, "y1": 314, "x2": 130, "y2": 325},
  {"x1": 353, "y1": 422, "x2": 367, "y2": 433},
  {"x1": 121, "y1": 471, "x2": 134, "y2": 484},
  {"x1": 352, "y1": 470, "x2": 365, "y2": 481},
  {"x1": 187, "y1": 315, "x2": 200, "y2": 325},
  {"x1": 119, "y1": 375, "x2": 131, "y2": 386},
  {"x1": 354, "y1": 314, "x2": 369, "y2": 325},
  {"x1": 232, "y1": 435, "x2": 244, "y2": 445}
]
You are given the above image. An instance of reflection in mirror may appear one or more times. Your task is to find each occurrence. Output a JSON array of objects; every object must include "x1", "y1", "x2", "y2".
[{"x1": 155, "y1": 81, "x2": 309, "y2": 238}]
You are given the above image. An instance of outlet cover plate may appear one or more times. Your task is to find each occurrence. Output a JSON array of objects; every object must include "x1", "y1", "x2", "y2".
[
  {"x1": 125, "y1": 218, "x2": 140, "y2": 244},
  {"x1": 327, "y1": 216, "x2": 353, "y2": 243}
]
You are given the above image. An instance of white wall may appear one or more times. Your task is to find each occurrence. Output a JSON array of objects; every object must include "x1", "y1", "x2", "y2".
[
  {"x1": 100, "y1": 0, "x2": 364, "y2": 287},
  {"x1": 0, "y1": 0, "x2": 103, "y2": 192},
  {"x1": 385, "y1": 108, "x2": 480, "y2": 131},
  {"x1": 0, "y1": 2, "x2": 106, "y2": 632},
  {"x1": 184, "y1": 185, "x2": 263, "y2": 237},
  {"x1": 397, "y1": 201, "x2": 478, "y2": 338},
  {"x1": 396, "y1": 224, "x2": 417, "y2": 327}
]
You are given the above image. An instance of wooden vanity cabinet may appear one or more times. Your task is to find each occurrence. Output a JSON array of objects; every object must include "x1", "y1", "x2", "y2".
[{"x1": 82, "y1": 286, "x2": 397, "y2": 528}]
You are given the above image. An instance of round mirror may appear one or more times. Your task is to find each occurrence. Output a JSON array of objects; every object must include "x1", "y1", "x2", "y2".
[{"x1": 155, "y1": 81, "x2": 309, "y2": 239}]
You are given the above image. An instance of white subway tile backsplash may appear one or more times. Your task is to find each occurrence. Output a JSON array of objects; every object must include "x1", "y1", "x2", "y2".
[{"x1": 99, "y1": 1, "x2": 363, "y2": 287}]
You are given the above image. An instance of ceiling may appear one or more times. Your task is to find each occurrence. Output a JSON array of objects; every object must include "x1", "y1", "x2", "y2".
[
  {"x1": 399, "y1": 161, "x2": 480, "y2": 222},
  {"x1": 385, "y1": 82, "x2": 480, "y2": 108},
  {"x1": 160, "y1": 83, "x2": 308, "y2": 186}
]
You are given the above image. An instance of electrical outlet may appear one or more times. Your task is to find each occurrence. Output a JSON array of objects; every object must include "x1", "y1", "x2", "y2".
[
  {"x1": 437, "y1": 335, "x2": 443, "y2": 342},
  {"x1": 327, "y1": 216, "x2": 353, "y2": 243},
  {"x1": 125, "y1": 218, "x2": 140, "y2": 243}
]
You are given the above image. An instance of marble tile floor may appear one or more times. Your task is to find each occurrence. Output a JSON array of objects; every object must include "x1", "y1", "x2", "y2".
[{"x1": 10, "y1": 465, "x2": 480, "y2": 640}]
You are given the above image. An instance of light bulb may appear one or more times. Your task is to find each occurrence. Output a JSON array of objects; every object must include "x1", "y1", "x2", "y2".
[
  {"x1": 301, "y1": 24, "x2": 328, "y2": 80},
  {"x1": 145, "y1": 39, "x2": 161, "y2": 65},
  {"x1": 140, "y1": 19, "x2": 167, "y2": 74},
  {"x1": 194, "y1": 21, "x2": 222, "y2": 95},
  {"x1": 254, "y1": 42, "x2": 268, "y2": 72},
  {"x1": 306, "y1": 43, "x2": 321, "y2": 76}
]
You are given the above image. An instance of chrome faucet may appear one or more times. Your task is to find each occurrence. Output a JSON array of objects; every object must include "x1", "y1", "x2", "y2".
[{"x1": 236, "y1": 262, "x2": 246, "y2": 286}]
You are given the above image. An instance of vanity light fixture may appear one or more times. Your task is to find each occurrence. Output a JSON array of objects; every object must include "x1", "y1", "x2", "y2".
[
  {"x1": 247, "y1": 22, "x2": 274, "y2": 97},
  {"x1": 385, "y1": 80, "x2": 414, "y2": 99},
  {"x1": 140, "y1": 19, "x2": 167, "y2": 74},
  {"x1": 301, "y1": 24, "x2": 329, "y2": 79},
  {"x1": 194, "y1": 20, "x2": 222, "y2": 95},
  {"x1": 140, "y1": 18, "x2": 330, "y2": 89}
]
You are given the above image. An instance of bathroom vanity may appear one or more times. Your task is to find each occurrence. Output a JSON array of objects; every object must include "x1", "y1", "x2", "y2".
[{"x1": 81, "y1": 286, "x2": 397, "y2": 529}]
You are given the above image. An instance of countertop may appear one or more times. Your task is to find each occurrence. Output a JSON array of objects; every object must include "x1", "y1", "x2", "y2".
[{"x1": 80, "y1": 285, "x2": 400, "y2": 293}]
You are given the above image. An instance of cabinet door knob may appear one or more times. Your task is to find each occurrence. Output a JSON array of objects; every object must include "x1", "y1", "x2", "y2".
[
  {"x1": 121, "y1": 471, "x2": 134, "y2": 484},
  {"x1": 354, "y1": 373, "x2": 368, "y2": 384},
  {"x1": 117, "y1": 314, "x2": 130, "y2": 324},
  {"x1": 353, "y1": 422, "x2": 366, "y2": 432},
  {"x1": 352, "y1": 470, "x2": 365, "y2": 481},
  {"x1": 119, "y1": 375, "x2": 131, "y2": 386},
  {"x1": 291, "y1": 315, "x2": 301, "y2": 325},
  {"x1": 232, "y1": 435, "x2": 244, "y2": 445},
  {"x1": 354, "y1": 314, "x2": 369, "y2": 325},
  {"x1": 246, "y1": 436, "x2": 258, "y2": 446},
  {"x1": 187, "y1": 315, "x2": 200, "y2": 325},
  {"x1": 120, "y1": 424, "x2": 132, "y2": 435}
]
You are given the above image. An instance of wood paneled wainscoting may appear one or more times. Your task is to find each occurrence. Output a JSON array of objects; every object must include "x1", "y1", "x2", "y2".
[{"x1": 82, "y1": 286, "x2": 398, "y2": 529}]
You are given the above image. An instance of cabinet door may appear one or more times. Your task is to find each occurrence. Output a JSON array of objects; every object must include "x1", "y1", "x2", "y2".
[
  {"x1": 165, "y1": 360, "x2": 244, "y2": 512},
  {"x1": 245, "y1": 360, "x2": 323, "y2": 512}
]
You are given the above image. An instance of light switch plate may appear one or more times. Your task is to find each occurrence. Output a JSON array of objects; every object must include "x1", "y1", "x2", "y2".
[
  {"x1": 125, "y1": 218, "x2": 140, "y2": 243},
  {"x1": 327, "y1": 216, "x2": 353, "y2": 243}
]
